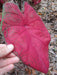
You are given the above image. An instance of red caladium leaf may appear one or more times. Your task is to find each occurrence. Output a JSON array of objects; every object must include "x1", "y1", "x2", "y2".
[
  {"x1": 0, "y1": 14, "x2": 2, "y2": 22},
  {"x1": 0, "y1": 18, "x2": 1, "y2": 22},
  {"x1": 33, "y1": 0, "x2": 41, "y2": 5},
  {"x1": 0, "y1": 0, "x2": 5, "y2": 4},
  {"x1": 2, "y1": 2, "x2": 51, "y2": 73}
]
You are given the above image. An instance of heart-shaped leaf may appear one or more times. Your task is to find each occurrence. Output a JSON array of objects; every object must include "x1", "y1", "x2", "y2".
[{"x1": 2, "y1": 2, "x2": 51, "y2": 73}]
